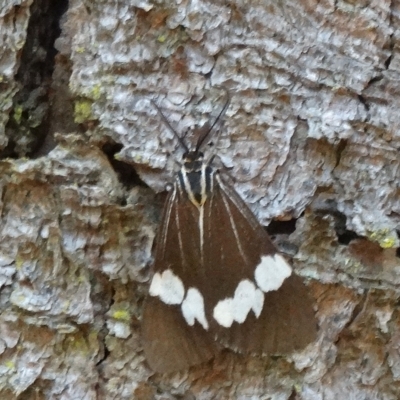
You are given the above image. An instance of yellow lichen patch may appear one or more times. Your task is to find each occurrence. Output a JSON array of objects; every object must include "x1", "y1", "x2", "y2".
[
  {"x1": 67, "y1": 335, "x2": 88, "y2": 353},
  {"x1": 15, "y1": 256, "x2": 24, "y2": 270},
  {"x1": 13, "y1": 106, "x2": 23, "y2": 124},
  {"x1": 132, "y1": 154, "x2": 151, "y2": 164},
  {"x1": 292, "y1": 383, "x2": 302, "y2": 395},
  {"x1": 112, "y1": 309, "x2": 130, "y2": 322},
  {"x1": 89, "y1": 84, "x2": 102, "y2": 101},
  {"x1": 380, "y1": 236, "x2": 397, "y2": 249},
  {"x1": 74, "y1": 99, "x2": 93, "y2": 124},
  {"x1": 4, "y1": 360, "x2": 15, "y2": 370},
  {"x1": 368, "y1": 229, "x2": 397, "y2": 249}
]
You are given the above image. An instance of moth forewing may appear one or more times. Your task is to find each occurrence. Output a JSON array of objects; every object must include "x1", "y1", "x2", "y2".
[
  {"x1": 142, "y1": 296, "x2": 219, "y2": 373},
  {"x1": 141, "y1": 91, "x2": 317, "y2": 373}
]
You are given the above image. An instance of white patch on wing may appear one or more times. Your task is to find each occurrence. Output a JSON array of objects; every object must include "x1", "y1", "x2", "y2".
[
  {"x1": 213, "y1": 279, "x2": 265, "y2": 328},
  {"x1": 254, "y1": 254, "x2": 292, "y2": 293},
  {"x1": 149, "y1": 269, "x2": 185, "y2": 305},
  {"x1": 213, "y1": 298, "x2": 233, "y2": 328},
  {"x1": 181, "y1": 287, "x2": 209, "y2": 330},
  {"x1": 233, "y1": 280, "x2": 264, "y2": 322}
]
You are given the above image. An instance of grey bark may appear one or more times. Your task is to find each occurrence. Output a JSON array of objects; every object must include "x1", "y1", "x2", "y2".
[{"x1": 0, "y1": 0, "x2": 400, "y2": 399}]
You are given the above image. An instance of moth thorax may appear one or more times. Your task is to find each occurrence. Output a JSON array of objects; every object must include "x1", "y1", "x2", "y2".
[{"x1": 179, "y1": 151, "x2": 213, "y2": 208}]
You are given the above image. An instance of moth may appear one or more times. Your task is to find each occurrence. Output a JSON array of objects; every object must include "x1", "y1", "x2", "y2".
[{"x1": 142, "y1": 90, "x2": 317, "y2": 373}]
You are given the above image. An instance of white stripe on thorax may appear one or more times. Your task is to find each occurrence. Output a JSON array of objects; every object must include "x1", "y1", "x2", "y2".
[
  {"x1": 181, "y1": 167, "x2": 198, "y2": 207},
  {"x1": 180, "y1": 163, "x2": 209, "y2": 264}
]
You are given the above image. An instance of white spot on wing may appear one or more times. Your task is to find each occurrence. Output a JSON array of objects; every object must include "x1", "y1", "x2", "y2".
[
  {"x1": 254, "y1": 254, "x2": 292, "y2": 293},
  {"x1": 181, "y1": 288, "x2": 209, "y2": 330},
  {"x1": 213, "y1": 279, "x2": 265, "y2": 328},
  {"x1": 149, "y1": 269, "x2": 185, "y2": 305},
  {"x1": 213, "y1": 298, "x2": 233, "y2": 328},
  {"x1": 234, "y1": 280, "x2": 265, "y2": 322}
]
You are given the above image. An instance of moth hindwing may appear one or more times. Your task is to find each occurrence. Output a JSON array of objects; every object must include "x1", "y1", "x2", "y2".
[{"x1": 142, "y1": 90, "x2": 317, "y2": 373}]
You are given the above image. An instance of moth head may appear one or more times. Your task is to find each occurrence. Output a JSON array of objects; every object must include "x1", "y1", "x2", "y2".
[
  {"x1": 183, "y1": 151, "x2": 204, "y2": 163},
  {"x1": 182, "y1": 151, "x2": 204, "y2": 172}
]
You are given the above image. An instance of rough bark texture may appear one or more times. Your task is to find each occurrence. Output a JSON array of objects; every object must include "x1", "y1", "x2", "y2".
[{"x1": 0, "y1": 0, "x2": 400, "y2": 399}]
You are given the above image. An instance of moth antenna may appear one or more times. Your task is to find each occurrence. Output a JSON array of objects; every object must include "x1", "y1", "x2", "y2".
[
  {"x1": 151, "y1": 100, "x2": 189, "y2": 152},
  {"x1": 195, "y1": 87, "x2": 230, "y2": 152}
]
